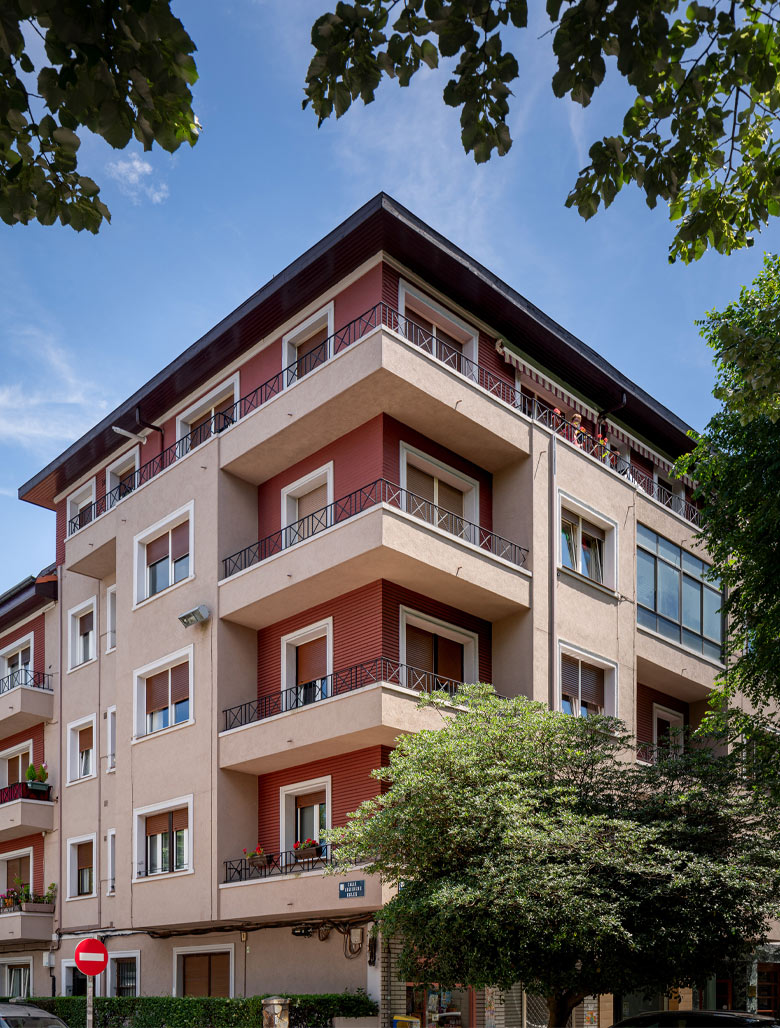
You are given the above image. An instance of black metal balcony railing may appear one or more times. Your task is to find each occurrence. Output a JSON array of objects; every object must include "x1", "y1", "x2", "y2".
[
  {"x1": 224, "y1": 843, "x2": 334, "y2": 883},
  {"x1": 0, "y1": 670, "x2": 52, "y2": 695},
  {"x1": 223, "y1": 656, "x2": 461, "y2": 732},
  {"x1": 68, "y1": 301, "x2": 700, "y2": 536},
  {"x1": 0, "y1": 781, "x2": 52, "y2": 804},
  {"x1": 222, "y1": 478, "x2": 528, "y2": 578}
]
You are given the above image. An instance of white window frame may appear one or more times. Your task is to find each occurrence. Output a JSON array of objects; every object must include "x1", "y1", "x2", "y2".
[
  {"x1": 0, "y1": 739, "x2": 34, "y2": 789},
  {"x1": 558, "y1": 492, "x2": 618, "y2": 592},
  {"x1": 66, "y1": 713, "x2": 97, "y2": 785},
  {"x1": 0, "y1": 845, "x2": 34, "y2": 893},
  {"x1": 106, "y1": 706, "x2": 117, "y2": 771},
  {"x1": 67, "y1": 597, "x2": 97, "y2": 672},
  {"x1": 60, "y1": 959, "x2": 102, "y2": 997},
  {"x1": 106, "y1": 446, "x2": 140, "y2": 508},
  {"x1": 282, "y1": 302, "x2": 335, "y2": 377},
  {"x1": 105, "y1": 585, "x2": 117, "y2": 653},
  {"x1": 106, "y1": 828, "x2": 116, "y2": 895},
  {"x1": 133, "y1": 501, "x2": 194, "y2": 607},
  {"x1": 398, "y1": 279, "x2": 478, "y2": 366},
  {"x1": 106, "y1": 950, "x2": 141, "y2": 997},
  {"x1": 0, "y1": 633, "x2": 34, "y2": 679},
  {"x1": 175, "y1": 373, "x2": 240, "y2": 447},
  {"x1": 399, "y1": 442, "x2": 480, "y2": 529},
  {"x1": 172, "y1": 943, "x2": 234, "y2": 998},
  {"x1": 66, "y1": 479, "x2": 96, "y2": 534},
  {"x1": 280, "y1": 618, "x2": 333, "y2": 711},
  {"x1": 557, "y1": 641, "x2": 618, "y2": 718},
  {"x1": 0, "y1": 958, "x2": 32, "y2": 998},
  {"x1": 66, "y1": 832, "x2": 97, "y2": 900},
  {"x1": 132, "y1": 794, "x2": 194, "y2": 881},
  {"x1": 280, "y1": 462, "x2": 335, "y2": 531},
  {"x1": 279, "y1": 775, "x2": 332, "y2": 855},
  {"x1": 132, "y1": 645, "x2": 194, "y2": 741},
  {"x1": 652, "y1": 703, "x2": 685, "y2": 751},
  {"x1": 398, "y1": 606, "x2": 479, "y2": 684}
]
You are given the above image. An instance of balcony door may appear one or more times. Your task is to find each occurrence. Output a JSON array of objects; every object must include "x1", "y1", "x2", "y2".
[
  {"x1": 5, "y1": 855, "x2": 30, "y2": 894},
  {"x1": 181, "y1": 952, "x2": 230, "y2": 997},
  {"x1": 5, "y1": 749, "x2": 31, "y2": 788},
  {"x1": 294, "y1": 637, "x2": 327, "y2": 708},
  {"x1": 653, "y1": 704, "x2": 685, "y2": 757},
  {"x1": 405, "y1": 624, "x2": 464, "y2": 693}
]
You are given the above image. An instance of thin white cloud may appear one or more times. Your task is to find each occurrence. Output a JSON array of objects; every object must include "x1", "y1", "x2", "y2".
[
  {"x1": 566, "y1": 99, "x2": 588, "y2": 170},
  {"x1": 105, "y1": 153, "x2": 169, "y2": 205}
]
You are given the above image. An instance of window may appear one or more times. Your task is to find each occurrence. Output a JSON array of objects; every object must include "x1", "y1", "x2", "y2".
[
  {"x1": 400, "y1": 608, "x2": 478, "y2": 692},
  {"x1": 107, "y1": 829, "x2": 116, "y2": 894},
  {"x1": 134, "y1": 505, "x2": 194, "y2": 605},
  {"x1": 108, "y1": 954, "x2": 139, "y2": 997},
  {"x1": 62, "y1": 964, "x2": 89, "y2": 997},
  {"x1": 66, "y1": 480, "x2": 95, "y2": 533},
  {"x1": 106, "y1": 586, "x2": 117, "y2": 652},
  {"x1": 175, "y1": 948, "x2": 232, "y2": 997},
  {"x1": 561, "y1": 654, "x2": 605, "y2": 716},
  {"x1": 296, "y1": 789, "x2": 326, "y2": 842},
  {"x1": 106, "y1": 448, "x2": 139, "y2": 507},
  {"x1": 67, "y1": 835, "x2": 96, "y2": 898},
  {"x1": 636, "y1": 525, "x2": 724, "y2": 661},
  {"x1": 1, "y1": 636, "x2": 33, "y2": 686},
  {"x1": 401, "y1": 444, "x2": 479, "y2": 537},
  {"x1": 106, "y1": 707, "x2": 116, "y2": 770},
  {"x1": 143, "y1": 660, "x2": 190, "y2": 735},
  {"x1": 283, "y1": 305, "x2": 334, "y2": 384},
  {"x1": 143, "y1": 808, "x2": 188, "y2": 876},
  {"x1": 399, "y1": 280, "x2": 478, "y2": 369},
  {"x1": 279, "y1": 777, "x2": 331, "y2": 853},
  {"x1": 280, "y1": 464, "x2": 334, "y2": 542},
  {"x1": 4, "y1": 854, "x2": 30, "y2": 894},
  {"x1": 4, "y1": 747, "x2": 31, "y2": 786},
  {"x1": 176, "y1": 377, "x2": 239, "y2": 452},
  {"x1": 654, "y1": 704, "x2": 685, "y2": 758},
  {"x1": 281, "y1": 620, "x2": 332, "y2": 710},
  {"x1": 67, "y1": 716, "x2": 96, "y2": 783},
  {"x1": 5, "y1": 962, "x2": 31, "y2": 998},
  {"x1": 68, "y1": 599, "x2": 96, "y2": 670},
  {"x1": 561, "y1": 510, "x2": 604, "y2": 583}
]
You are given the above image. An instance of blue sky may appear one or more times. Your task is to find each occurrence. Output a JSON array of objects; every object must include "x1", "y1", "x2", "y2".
[{"x1": 0, "y1": 1, "x2": 775, "y2": 588}]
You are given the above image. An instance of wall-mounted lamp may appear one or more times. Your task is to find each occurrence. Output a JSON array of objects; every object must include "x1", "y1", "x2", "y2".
[{"x1": 178, "y1": 605, "x2": 210, "y2": 628}]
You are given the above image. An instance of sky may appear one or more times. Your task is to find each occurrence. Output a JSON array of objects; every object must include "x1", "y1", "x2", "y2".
[{"x1": 0, "y1": 1, "x2": 775, "y2": 589}]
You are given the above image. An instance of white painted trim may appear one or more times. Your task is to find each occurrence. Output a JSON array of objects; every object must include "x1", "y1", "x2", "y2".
[
  {"x1": 398, "y1": 606, "x2": 479, "y2": 683},
  {"x1": 66, "y1": 832, "x2": 97, "y2": 899},
  {"x1": 282, "y1": 302, "x2": 335, "y2": 373},
  {"x1": 66, "y1": 713, "x2": 97, "y2": 785},
  {"x1": 106, "y1": 828, "x2": 116, "y2": 895},
  {"x1": 132, "y1": 794, "x2": 194, "y2": 880},
  {"x1": 105, "y1": 585, "x2": 117, "y2": 653},
  {"x1": 280, "y1": 618, "x2": 333, "y2": 710},
  {"x1": 0, "y1": 956, "x2": 33, "y2": 998},
  {"x1": 278, "y1": 775, "x2": 332, "y2": 855},
  {"x1": 175, "y1": 372, "x2": 240, "y2": 443},
  {"x1": 557, "y1": 640, "x2": 619, "y2": 718},
  {"x1": 106, "y1": 706, "x2": 117, "y2": 771},
  {"x1": 398, "y1": 279, "x2": 478, "y2": 365},
  {"x1": 106, "y1": 949, "x2": 141, "y2": 996},
  {"x1": 558, "y1": 490, "x2": 619, "y2": 593},
  {"x1": 66, "y1": 596, "x2": 97, "y2": 672},
  {"x1": 0, "y1": 845, "x2": 34, "y2": 893},
  {"x1": 132, "y1": 500, "x2": 194, "y2": 607},
  {"x1": 132, "y1": 644, "x2": 194, "y2": 740},
  {"x1": 0, "y1": 632, "x2": 34, "y2": 678},
  {"x1": 280, "y1": 462, "x2": 335, "y2": 530},
  {"x1": 60, "y1": 958, "x2": 103, "y2": 996},
  {"x1": 0, "y1": 737, "x2": 35, "y2": 789},
  {"x1": 171, "y1": 942, "x2": 234, "y2": 998},
  {"x1": 105, "y1": 445, "x2": 140, "y2": 510},
  {"x1": 66, "y1": 479, "x2": 96, "y2": 527},
  {"x1": 399, "y1": 441, "x2": 479, "y2": 526}
]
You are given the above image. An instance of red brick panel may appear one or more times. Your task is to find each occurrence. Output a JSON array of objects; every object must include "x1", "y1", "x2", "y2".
[
  {"x1": 382, "y1": 264, "x2": 400, "y2": 309},
  {"x1": 0, "y1": 833, "x2": 45, "y2": 894},
  {"x1": 636, "y1": 683, "x2": 688, "y2": 746},
  {"x1": 0, "y1": 614, "x2": 46, "y2": 677},
  {"x1": 256, "y1": 745, "x2": 392, "y2": 853},
  {"x1": 0, "y1": 725, "x2": 45, "y2": 767},
  {"x1": 334, "y1": 265, "x2": 383, "y2": 328}
]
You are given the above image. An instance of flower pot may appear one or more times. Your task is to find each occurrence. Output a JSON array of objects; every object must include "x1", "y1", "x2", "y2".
[
  {"x1": 27, "y1": 782, "x2": 48, "y2": 795},
  {"x1": 247, "y1": 853, "x2": 268, "y2": 869},
  {"x1": 295, "y1": 845, "x2": 322, "y2": 860},
  {"x1": 21, "y1": 902, "x2": 54, "y2": 913}
]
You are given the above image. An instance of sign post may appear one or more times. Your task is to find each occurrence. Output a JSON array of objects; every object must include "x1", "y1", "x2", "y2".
[{"x1": 74, "y1": 938, "x2": 108, "y2": 1028}]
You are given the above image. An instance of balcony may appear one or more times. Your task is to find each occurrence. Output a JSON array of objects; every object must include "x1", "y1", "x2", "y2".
[
  {"x1": 0, "y1": 782, "x2": 54, "y2": 841},
  {"x1": 0, "y1": 898, "x2": 55, "y2": 942},
  {"x1": 219, "y1": 479, "x2": 530, "y2": 629},
  {"x1": 220, "y1": 658, "x2": 460, "y2": 774},
  {"x1": 0, "y1": 671, "x2": 54, "y2": 733},
  {"x1": 219, "y1": 844, "x2": 385, "y2": 923}
]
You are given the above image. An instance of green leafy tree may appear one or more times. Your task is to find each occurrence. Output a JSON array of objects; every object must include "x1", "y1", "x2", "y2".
[
  {"x1": 304, "y1": 0, "x2": 780, "y2": 263},
  {"x1": 676, "y1": 254, "x2": 780, "y2": 753},
  {"x1": 0, "y1": 0, "x2": 199, "y2": 232},
  {"x1": 328, "y1": 686, "x2": 780, "y2": 1027}
]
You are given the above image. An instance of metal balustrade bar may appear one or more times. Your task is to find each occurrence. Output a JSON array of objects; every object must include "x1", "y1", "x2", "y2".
[
  {"x1": 0, "y1": 670, "x2": 52, "y2": 695},
  {"x1": 224, "y1": 843, "x2": 334, "y2": 882},
  {"x1": 69, "y1": 301, "x2": 700, "y2": 536},
  {"x1": 222, "y1": 656, "x2": 461, "y2": 732},
  {"x1": 222, "y1": 478, "x2": 528, "y2": 579}
]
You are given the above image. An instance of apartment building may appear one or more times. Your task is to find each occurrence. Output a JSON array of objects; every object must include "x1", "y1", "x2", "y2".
[{"x1": 2, "y1": 193, "x2": 769, "y2": 1022}]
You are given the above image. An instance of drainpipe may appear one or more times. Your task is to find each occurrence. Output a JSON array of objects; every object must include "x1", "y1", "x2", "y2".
[
  {"x1": 135, "y1": 407, "x2": 164, "y2": 447},
  {"x1": 548, "y1": 434, "x2": 557, "y2": 711}
]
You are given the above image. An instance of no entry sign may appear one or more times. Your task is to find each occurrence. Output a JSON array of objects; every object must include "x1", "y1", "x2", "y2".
[{"x1": 74, "y1": 938, "x2": 108, "y2": 976}]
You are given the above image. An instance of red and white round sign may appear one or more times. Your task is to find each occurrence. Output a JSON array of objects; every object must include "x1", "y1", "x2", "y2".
[{"x1": 74, "y1": 938, "x2": 108, "y2": 976}]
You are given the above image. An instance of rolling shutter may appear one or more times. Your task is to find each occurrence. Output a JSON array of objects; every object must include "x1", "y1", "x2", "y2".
[
  {"x1": 437, "y1": 481, "x2": 464, "y2": 517},
  {"x1": 182, "y1": 954, "x2": 210, "y2": 997},
  {"x1": 170, "y1": 662, "x2": 189, "y2": 705},
  {"x1": 406, "y1": 465, "x2": 435, "y2": 503},
  {"x1": 436, "y1": 637, "x2": 464, "y2": 682},
  {"x1": 172, "y1": 808, "x2": 188, "y2": 832},
  {"x1": 145, "y1": 812, "x2": 170, "y2": 837},
  {"x1": 77, "y1": 842, "x2": 92, "y2": 870},
  {"x1": 561, "y1": 654, "x2": 580, "y2": 701},
  {"x1": 171, "y1": 523, "x2": 189, "y2": 562},
  {"x1": 145, "y1": 670, "x2": 169, "y2": 715},
  {"x1": 146, "y1": 533, "x2": 168, "y2": 566},
  {"x1": 297, "y1": 484, "x2": 328, "y2": 522},
  {"x1": 296, "y1": 637, "x2": 327, "y2": 686},
  {"x1": 78, "y1": 725, "x2": 93, "y2": 752},
  {"x1": 581, "y1": 519, "x2": 605, "y2": 542},
  {"x1": 79, "y1": 611, "x2": 93, "y2": 635},
  {"x1": 406, "y1": 625, "x2": 434, "y2": 672},
  {"x1": 296, "y1": 790, "x2": 326, "y2": 809},
  {"x1": 209, "y1": 953, "x2": 230, "y2": 997},
  {"x1": 6, "y1": 856, "x2": 29, "y2": 888},
  {"x1": 580, "y1": 663, "x2": 605, "y2": 708}
]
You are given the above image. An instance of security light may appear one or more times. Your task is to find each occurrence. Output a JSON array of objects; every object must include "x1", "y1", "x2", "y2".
[{"x1": 178, "y1": 605, "x2": 210, "y2": 628}]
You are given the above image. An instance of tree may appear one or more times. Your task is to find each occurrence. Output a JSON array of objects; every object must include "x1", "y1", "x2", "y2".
[
  {"x1": 0, "y1": 1, "x2": 199, "y2": 232},
  {"x1": 676, "y1": 254, "x2": 780, "y2": 755},
  {"x1": 328, "y1": 686, "x2": 780, "y2": 1027},
  {"x1": 303, "y1": 0, "x2": 780, "y2": 263}
]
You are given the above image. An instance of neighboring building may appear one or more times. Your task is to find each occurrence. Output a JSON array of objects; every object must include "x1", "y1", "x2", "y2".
[{"x1": 2, "y1": 193, "x2": 769, "y2": 1021}]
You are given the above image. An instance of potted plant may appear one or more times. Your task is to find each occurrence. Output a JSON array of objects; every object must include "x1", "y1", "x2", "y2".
[
  {"x1": 21, "y1": 882, "x2": 55, "y2": 913},
  {"x1": 26, "y1": 763, "x2": 48, "y2": 795},
  {"x1": 243, "y1": 845, "x2": 268, "y2": 869},
  {"x1": 293, "y1": 838, "x2": 322, "y2": 860}
]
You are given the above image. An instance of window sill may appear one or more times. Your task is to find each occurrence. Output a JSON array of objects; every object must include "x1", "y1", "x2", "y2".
[
  {"x1": 131, "y1": 719, "x2": 194, "y2": 745},
  {"x1": 557, "y1": 565, "x2": 618, "y2": 599},
  {"x1": 133, "y1": 868, "x2": 193, "y2": 883},
  {"x1": 66, "y1": 773, "x2": 97, "y2": 788},
  {"x1": 105, "y1": 646, "x2": 116, "y2": 655},
  {"x1": 636, "y1": 623, "x2": 725, "y2": 670},
  {"x1": 133, "y1": 574, "x2": 195, "y2": 612},
  {"x1": 106, "y1": 766, "x2": 116, "y2": 774},
  {"x1": 66, "y1": 657, "x2": 97, "y2": 676},
  {"x1": 65, "y1": 893, "x2": 97, "y2": 902}
]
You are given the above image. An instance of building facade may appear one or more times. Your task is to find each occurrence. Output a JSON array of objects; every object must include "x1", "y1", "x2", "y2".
[{"x1": 1, "y1": 194, "x2": 770, "y2": 1022}]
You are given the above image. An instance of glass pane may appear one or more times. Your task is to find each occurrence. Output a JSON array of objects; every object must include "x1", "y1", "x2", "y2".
[
  {"x1": 637, "y1": 550, "x2": 656, "y2": 609},
  {"x1": 656, "y1": 616, "x2": 680, "y2": 643},
  {"x1": 581, "y1": 534, "x2": 603, "y2": 583},
  {"x1": 658, "y1": 536, "x2": 681, "y2": 566},
  {"x1": 682, "y1": 550, "x2": 704, "y2": 579},
  {"x1": 703, "y1": 639, "x2": 723, "y2": 662},
  {"x1": 175, "y1": 829, "x2": 186, "y2": 870},
  {"x1": 657, "y1": 561, "x2": 679, "y2": 621},
  {"x1": 561, "y1": 520, "x2": 577, "y2": 570},
  {"x1": 682, "y1": 575, "x2": 701, "y2": 632},
  {"x1": 149, "y1": 559, "x2": 169, "y2": 596},
  {"x1": 174, "y1": 698, "x2": 189, "y2": 724},
  {"x1": 299, "y1": 805, "x2": 315, "y2": 841},
  {"x1": 682, "y1": 628, "x2": 703, "y2": 653},
  {"x1": 703, "y1": 588, "x2": 722, "y2": 641},
  {"x1": 161, "y1": 831, "x2": 170, "y2": 872},
  {"x1": 561, "y1": 695, "x2": 574, "y2": 716},
  {"x1": 319, "y1": 802, "x2": 326, "y2": 834},
  {"x1": 636, "y1": 524, "x2": 657, "y2": 552},
  {"x1": 173, "y1": 555, "x2": 189, "y2": 584},
  {"x1": 637, "y1": 606, "x2": 656, "y2": 632},
  {"x1": 147, "y1": 836, "x2": 159, "y2": 874}
]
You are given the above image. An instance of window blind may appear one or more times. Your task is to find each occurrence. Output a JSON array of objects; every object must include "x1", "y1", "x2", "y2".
[
  {"x1": 406, "y1": 625, "x2": 434, "y2": 672},
  {"x1": 296, "y1": 484, "x2": 328, "y2": 521},
  {"x1": 79, "y1": 611, "x2": 93, "y2": 634},
  {"x1": 296, "y1": 790, "x2": 326, "y2": 809},
  {"x1": 170, "y1": 662, "x2": 189, "y2": 705},
  {"x1": 145, "y1": 811, "x2": 170, "y2": 837},
  {"x1": 436, "y1": 637, "x2": 464, "y2": 681},
  {"x1": 146, "y1": 533, "x2": 168, "y2": 566},
  {"x1": 145, "y1": 670, "x2": 169, "y2": 714},
  {"x1": 77, "y1": 842, "x2": 92, "y2": 869},
  {"x1": 78, "y1": 725, "x2": 93, "y2": 751},
  {"x1": 580, "y1": 663, "x2": 605, "y2": 707},
  {"x1": 296, "y1": 637, "x2": 327, "y2": 685},
  {"x1": 171, "y1": 523, "x2": 189, "y2": 562}
]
